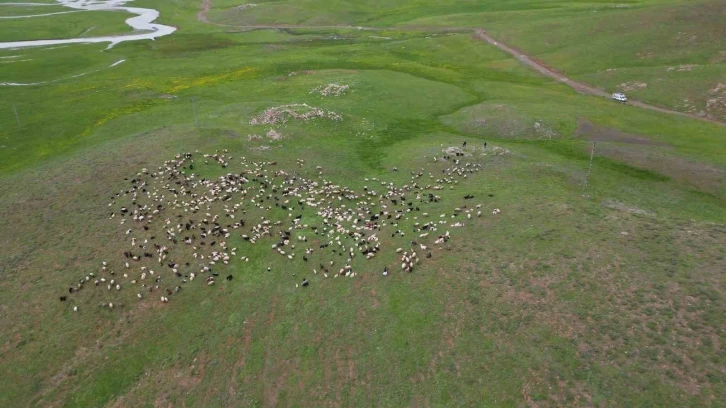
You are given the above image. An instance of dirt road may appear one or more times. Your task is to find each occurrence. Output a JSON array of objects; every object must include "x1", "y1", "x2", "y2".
[
  {"x1": 196, "y1": 0, "x2": 724, "y2": 127},
  {"x1": 472, "y1": 29, "x2": 724, "y2": 126}
]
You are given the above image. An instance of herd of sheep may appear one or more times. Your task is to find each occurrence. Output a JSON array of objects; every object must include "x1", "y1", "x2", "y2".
[{"x1": 62, "y1": 143, "x2": 501, "y2": 311}]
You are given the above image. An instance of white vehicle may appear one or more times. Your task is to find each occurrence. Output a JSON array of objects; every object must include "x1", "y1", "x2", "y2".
[{"x1": 612, "y1": 92, "x2": 627, "y2": 103}]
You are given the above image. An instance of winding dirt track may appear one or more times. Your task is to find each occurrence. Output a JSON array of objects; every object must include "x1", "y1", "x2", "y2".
[
  {"x1": 197, "y1": 0, "x2": 724, "y2": 127},
  {"x1": 472, "y1": 30, "x2": 724, "y2": 126}
]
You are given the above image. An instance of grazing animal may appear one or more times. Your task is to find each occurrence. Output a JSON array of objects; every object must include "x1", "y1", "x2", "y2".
[
  {"x1": 81, "y1": 149, "x2": 481, "y2": 307},
  {"x1": 59, "y1": 296, "x2": 67, "y2": 302}
]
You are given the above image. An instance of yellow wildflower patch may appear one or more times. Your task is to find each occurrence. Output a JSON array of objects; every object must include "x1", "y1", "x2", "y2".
[
  {"x1": 79, "y1": 99, "x2": 163, "y2": 138},
  {"x1": 166, "y1": 67, "x2": 258, "y2": 94},
  {"x1": 125, "y1": 78, "x2": 155, "y2": 90}
]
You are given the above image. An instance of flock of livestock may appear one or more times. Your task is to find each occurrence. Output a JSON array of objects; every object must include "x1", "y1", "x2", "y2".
[{"x1": 62, "y1": 144, "x2": 500, "y2": 310}]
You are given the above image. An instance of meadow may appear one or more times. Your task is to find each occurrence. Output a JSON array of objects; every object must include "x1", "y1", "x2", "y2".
[
  {"x1": 0, "y1": 8, "x2": 135, "y2": 42},
  {"x1": 0, "y1": 0, "x2": 724, "y2": 406}
]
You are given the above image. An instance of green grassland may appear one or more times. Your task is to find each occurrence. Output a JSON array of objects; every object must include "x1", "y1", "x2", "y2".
[
  {"x1": 0, "y1": 9, "x2": 138, "y2": 42},
  {"x1": 0, "y1": 0, "x2": 725, "y2": 406},
  {"x1": 0, "y1": 5, "x2": 70, "y2": 17},
  {"x1": 206, "y1": 0, "x2": 726, "y2": 120},
  {"x1": 399, "y1": 0, "x2": 726, "y2": 121}
]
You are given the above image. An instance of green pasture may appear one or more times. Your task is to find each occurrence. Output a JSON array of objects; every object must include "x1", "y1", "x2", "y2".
[
  {"x1": 0, "y1": 9, "x2": 137, "y2": 42},
  {"x1": 0, "y1": 0, "x2": 724, "y2": 406}
]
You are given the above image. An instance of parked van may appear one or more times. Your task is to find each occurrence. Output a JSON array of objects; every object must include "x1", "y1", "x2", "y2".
[{"x1": 612, "y1": 92, "x2": 627, "y2": 103}]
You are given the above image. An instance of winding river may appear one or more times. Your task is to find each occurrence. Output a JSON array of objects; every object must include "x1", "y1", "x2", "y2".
[{"x1": 0, "y1": 0, "x2": 176, "y2": 49}]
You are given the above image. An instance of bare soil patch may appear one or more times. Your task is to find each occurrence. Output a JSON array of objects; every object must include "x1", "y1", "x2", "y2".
[
  {"x1": 595, "y1": 144, "x2": 724, "y2": 194},
  {"x1": 575, "y1": 120, "x2": 724, "y2": 194},
  {"x1": 618, "y1": 81, "x2": 648, "y2": 92},
  {"x1": 310, "y1": 83, "x2": 349, "y2": 97},
  {"x1": 197, "y1": 0, "x2": 212, "y2": 24},
  {"x1": 666, "y1": 65, "x2": 696, "y2": 72},
  {"x1": 706, "y1": 83, "x2": 726, "y2": 118},
  {"x1": 575, "y1": 119, "x2": 668, "y2": 146},
  {"x1": 443, "y1": 146, "x2": 469, "y2": 156},
  {"x1": 266, "y1": 129, "x2": 283, "y2": 140},
  {"x1": 235, "y1": 4, "x2": 257, "y2": 12},
  {"x1": 602, "y1": 200, "x2": 654, "y2": 216},
  {"x1": 709, "y1": 51, "x2": 726, "y2": 64},
  {"x1": 250, "y1": 104, "x2": 342, "y2": 125}
]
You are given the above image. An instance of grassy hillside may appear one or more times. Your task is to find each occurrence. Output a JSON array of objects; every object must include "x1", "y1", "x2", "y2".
[
  {"x1": 0, "y1": 0, "x2": 724, "y2": 406},
  {"x1": 204, "y1": 0, "x2": 726, "y2": 120},
  {"x1": 402, "y1": 0, "x2": 726, "y2": 120}
]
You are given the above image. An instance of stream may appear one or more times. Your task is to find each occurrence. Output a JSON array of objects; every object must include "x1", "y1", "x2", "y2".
[{"x1": 0, "y1": 0, "x2": 176, "y2": 49}]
